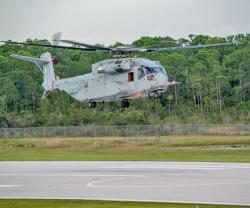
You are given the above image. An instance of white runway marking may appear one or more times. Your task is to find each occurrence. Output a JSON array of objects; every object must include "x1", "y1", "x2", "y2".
[
  {"x1": 0, "y1": 174, "x2": 143, "y2": 177},
  {"x1": 102, "y1": 166, "x2": 230, "y2": 170},
  {"x1": 102, "y1": 164, "x2": 250, "y2": 170},
  {"x1": 0, "y1": 185, "x2": 23, "y2": 188},
  {"x1": 87, "y1": 179, "x2": 250, "y2": 188},
  {"x1": 87, "y1": 175, "x2": 144, "y2": 187}
]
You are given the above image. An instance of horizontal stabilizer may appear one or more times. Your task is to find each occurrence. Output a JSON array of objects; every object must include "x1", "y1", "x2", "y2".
[{"x1": 10, "y1": 54, "x2": 49, "y2": 67}]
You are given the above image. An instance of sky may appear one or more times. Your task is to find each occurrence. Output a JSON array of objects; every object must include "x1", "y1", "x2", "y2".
[{"x1": 0, "y1": 0, "x2": 250, "y2": 45}]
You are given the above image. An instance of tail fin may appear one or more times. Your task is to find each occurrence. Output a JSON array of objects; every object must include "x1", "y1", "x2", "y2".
[{"x1": 11, "y1": 52, "x2": 56, "y2": 93}]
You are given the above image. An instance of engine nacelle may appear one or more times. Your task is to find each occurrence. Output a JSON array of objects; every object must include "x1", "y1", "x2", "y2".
[{"x1": 95, "y1": 59, "x2": 132, "y2": 74}]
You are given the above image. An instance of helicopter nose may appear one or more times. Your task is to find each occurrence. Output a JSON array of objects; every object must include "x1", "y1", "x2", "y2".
[{"x1": 156, "y1": 73, "x2": 168, "y2": 88}]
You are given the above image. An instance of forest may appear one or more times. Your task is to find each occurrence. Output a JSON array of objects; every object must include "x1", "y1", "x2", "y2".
[{"x1": 0, "y1": 34, "x2": 249, "y2": 127}]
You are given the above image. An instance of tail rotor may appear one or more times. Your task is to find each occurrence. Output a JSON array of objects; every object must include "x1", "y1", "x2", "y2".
[{"x1": 51, "y1": 32, "x2": 62, "y2": 65}]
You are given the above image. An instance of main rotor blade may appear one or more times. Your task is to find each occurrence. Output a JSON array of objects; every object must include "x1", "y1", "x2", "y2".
[
  {"x1": 1, "y1": 40, "x2": 239, "y2": 55},
  {"x1": 146, "y1": 42, "x2": 238, "y2": 52},
  {"x1": 59, "y1": 39, "x2": 111, "y2": 51},
  {"x1": 0, "y1": 41, "x2": 100, "y2": 52}
]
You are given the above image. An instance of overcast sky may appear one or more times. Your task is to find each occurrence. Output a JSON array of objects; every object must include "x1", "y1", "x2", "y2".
[{"x1": 0, "y1": 0, "x2": 250, "y2": 45}]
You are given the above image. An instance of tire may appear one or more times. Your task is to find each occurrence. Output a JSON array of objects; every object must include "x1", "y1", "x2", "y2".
[
  {"x1": 121, "y1": 100, "x2": 126, "y2": 108},
  {"x1": 125, "y1": 100, "x2": 130, "y2": 108},
  {"x1": 154, "y1": 93, "x2": 158, "y2": 99},
  {"x1": 158, "y1": 92, "x2": 163, "y2": 99},
  {"x1": 92, "y1": 101, "x2": 97, "y2": 108}
]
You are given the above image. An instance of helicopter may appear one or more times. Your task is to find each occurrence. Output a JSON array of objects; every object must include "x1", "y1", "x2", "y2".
[{"x1": 1, "y1": 34, "x2": 238, "y2": 108}]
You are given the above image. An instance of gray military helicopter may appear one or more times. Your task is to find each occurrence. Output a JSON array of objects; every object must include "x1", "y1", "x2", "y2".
[{"x1": 2, "y1": 34, "x2": 237, "y2": 108}]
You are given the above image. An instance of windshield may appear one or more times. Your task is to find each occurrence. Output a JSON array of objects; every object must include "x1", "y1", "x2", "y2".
[
  {"x1": 145, "y1": 66, "x2": 166, "y2": 75},
  {"x1": 138, "y1": 66, "x2": 166, "y2": 80},
  {"x1": 145, "y1": 67, "x2": 158, "y2": 74}
]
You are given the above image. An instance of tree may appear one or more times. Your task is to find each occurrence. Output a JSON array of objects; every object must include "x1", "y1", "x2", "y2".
[{"x1": 0, "y1": 34, "x2": 249, "y2": 126}]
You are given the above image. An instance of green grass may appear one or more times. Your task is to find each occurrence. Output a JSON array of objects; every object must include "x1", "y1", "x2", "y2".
[
  {"x1": 1, "y1": 136, "x2": 250, "y2": 162},
  {"x1": 0, "y1": 199, "x2": 248, "y2": 208},
  {"x1": 1, "y1": 135, "x2": 250, "y2": 149},
  {"x1": 1, "y1": 148, "x2": 250, "y2": 162}
]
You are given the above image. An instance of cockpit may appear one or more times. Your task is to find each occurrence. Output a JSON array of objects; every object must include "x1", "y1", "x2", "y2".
[{"x1": 138, "y1": 66, "x2": 167, "y2": 80}]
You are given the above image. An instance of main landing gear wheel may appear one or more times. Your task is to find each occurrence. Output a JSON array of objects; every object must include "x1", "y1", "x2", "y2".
[
  {"x1": 88, "y1": 101, "x2": 97, "y2": 108},
  {"x1": 121, "y1": 100, "x2": 130, "y2": 108}
]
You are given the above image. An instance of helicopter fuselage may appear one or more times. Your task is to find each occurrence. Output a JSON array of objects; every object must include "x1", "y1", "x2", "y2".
[{"x1": 54, "y1": 58, "x2": 169, "y2": 103}]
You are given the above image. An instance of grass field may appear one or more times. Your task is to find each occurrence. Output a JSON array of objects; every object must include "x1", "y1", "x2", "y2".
[
  {"x1": 0, "y1": 199, "x2": 248, "y2": 208},
  {"x1": 0, "y1": 136, "x2": 250, "y2": 162}
]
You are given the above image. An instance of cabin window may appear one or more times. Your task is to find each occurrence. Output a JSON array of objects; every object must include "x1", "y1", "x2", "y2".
[
  {"x1": 138, "y1": 67, "x2": 145, "y2": 80},
  {"x1": 128, "y1": 72, "x2": 134, "y2": 82}
]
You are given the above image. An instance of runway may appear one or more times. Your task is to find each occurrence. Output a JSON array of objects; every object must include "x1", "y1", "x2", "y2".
[{"x1": 0, "y1": 162, "x2": 250, "y2": 206}]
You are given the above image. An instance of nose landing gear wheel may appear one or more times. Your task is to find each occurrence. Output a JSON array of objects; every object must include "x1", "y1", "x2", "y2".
[
  {"x1": 155, "y1": 92, "x2": 163, "y2": 99},
  {"x1": 149, "y1": 91, "x2": 163, "y2": 100},
  {"x1": 149, "y1": 91, "x2": 164, "y2": 105},
  {"x1": 154, "y1": 93, "x2": 159, "y2": 99}
]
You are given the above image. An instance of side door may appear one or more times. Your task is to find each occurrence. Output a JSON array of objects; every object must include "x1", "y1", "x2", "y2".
[
  {"x1": 127, "y1": 70, "x2": 136, "y2": 93},
  {"x1": 135, "y1": 67, "x2": 147, "y2": 92}
]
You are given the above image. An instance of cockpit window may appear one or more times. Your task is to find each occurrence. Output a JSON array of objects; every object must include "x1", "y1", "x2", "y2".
[
  {"x1": 138, "y1": 67, "x2": 145, "y2": 79},
  {"x1": 138, "y1": 66, "x2": 166, "y2": 79},
  {"x1": 145, "y1": 66, "x2": 167, "y2": 75},
  {"x1": 145, "y1": 67, "x2": 158, "y2": 74}
]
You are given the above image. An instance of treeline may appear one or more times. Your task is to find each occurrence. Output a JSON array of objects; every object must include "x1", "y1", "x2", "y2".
[{"x1": 0, "y1": 34, "x2": 249, "y2": 127}]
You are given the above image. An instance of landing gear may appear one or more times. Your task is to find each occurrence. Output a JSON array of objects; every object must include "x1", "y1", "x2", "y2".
[
  {"x1": 121, "y1": 100, "x2": 130, "y2": 108},
  {"x1": 125, "y1": 100, "x2": 130, "y2": 108},
  {"x1": 149, "y1": 91, "x2": 165, "y2": 106},
  {"x1": 156, "y1": 92, "x2": 163, "y2": 99},
  {"x1": 149, "y1": 91, "x2": 163, "y2": 100},
  {"x1": 88, "y1": 101, "x2": 97, "y2": 108}
]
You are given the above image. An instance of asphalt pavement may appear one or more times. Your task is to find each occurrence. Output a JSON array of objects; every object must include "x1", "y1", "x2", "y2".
[{"x1": 0, "y1": 161, "x2": 250, "y2": 205}]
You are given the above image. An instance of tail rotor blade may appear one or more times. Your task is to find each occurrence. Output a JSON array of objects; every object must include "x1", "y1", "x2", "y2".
[
  {"x1": 51, "y1": 32, "x2": 62, "y2": 65},
  {"x1": 52, "y1": 32, "x2": 62, "y2": 45}
]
